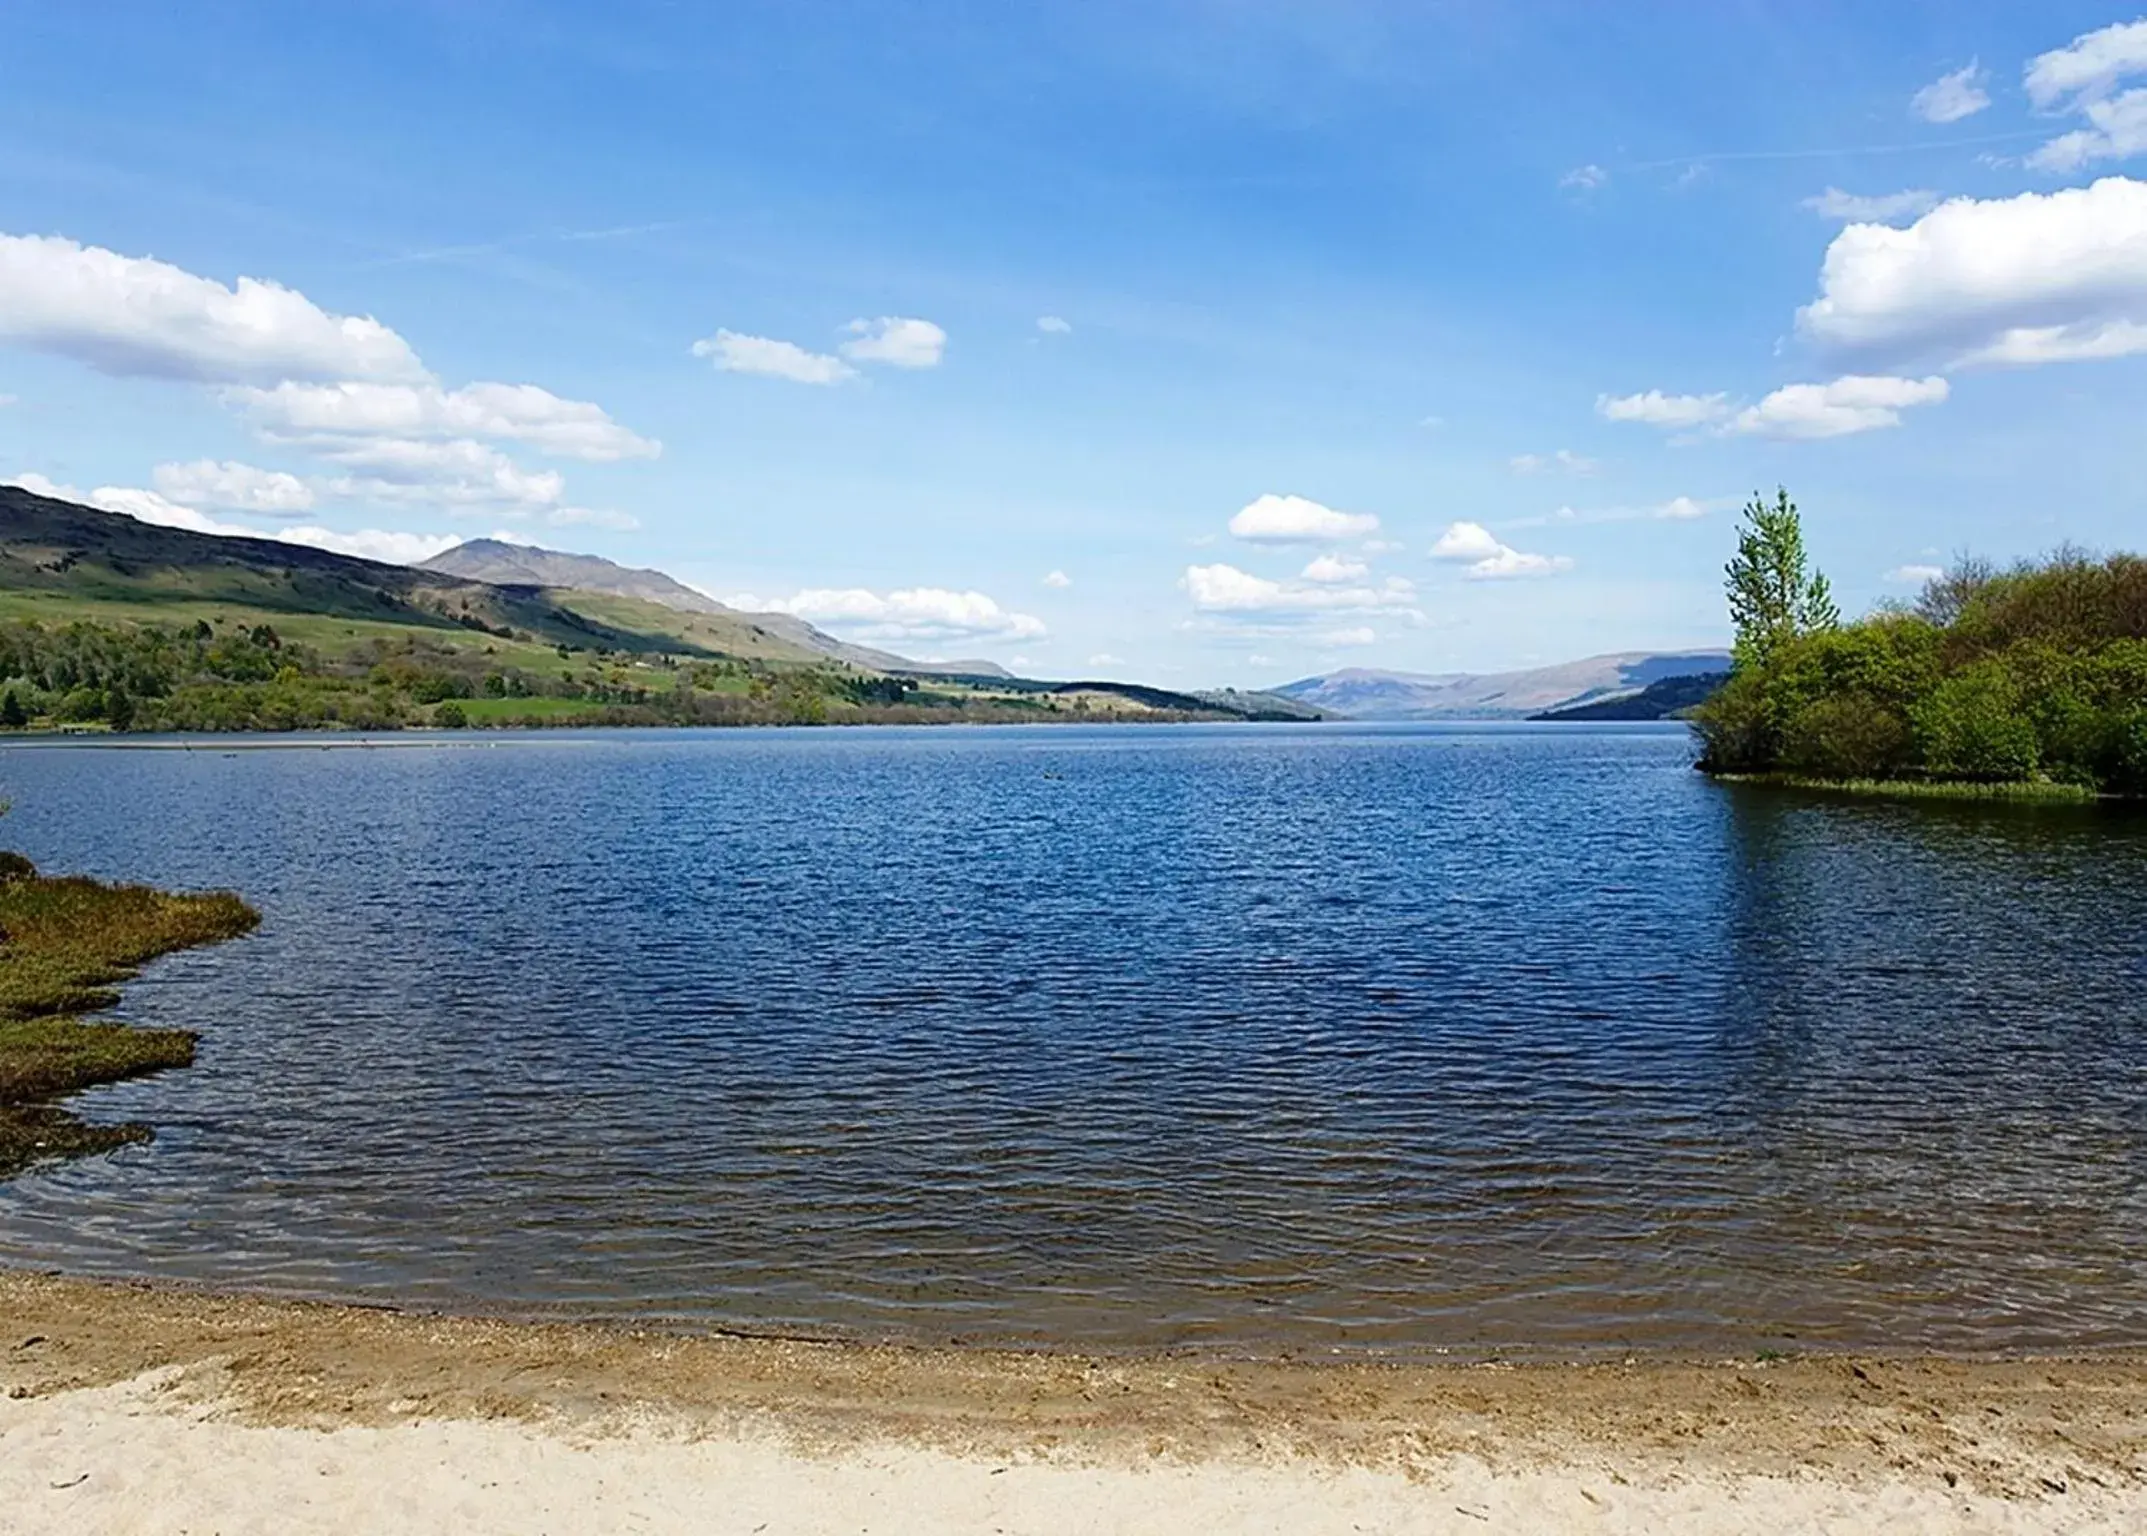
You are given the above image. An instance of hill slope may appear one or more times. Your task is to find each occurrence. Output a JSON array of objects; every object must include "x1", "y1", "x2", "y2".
[
  {"x1": 1277, "y1": 651, "x2": 1730, "y2": 720},
  {"x1": 1531, "y1": 671, "x2": 1727, "y2": 721},
  {"x1": 419, "y1": 538, "x2": 1011, "y2": 678},
  {"x1": 0, "y1": 488, "x2": 837, "y2": 664}
]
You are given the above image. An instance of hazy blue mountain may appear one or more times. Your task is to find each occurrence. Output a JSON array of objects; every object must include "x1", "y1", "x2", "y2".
[{"x1": 1277, "y1": 651, "x2": 1731, "y2": 720}]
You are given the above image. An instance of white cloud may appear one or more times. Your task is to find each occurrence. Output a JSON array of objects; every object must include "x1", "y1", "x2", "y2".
[
  {"x1": 1036, "y1": 316, "x2": 1072, "y2": 335},
  {"x1": 1655, "y1": 495, "x2": 1712, "y2": 520},
  {"x1": 741, "y1": 586, "x2": 1045, "y2": 642},
  {"x1": 1803, "y1": 187, "x2": 1942, "y2": 223},
  {"x1": 1429, "y1": 521, "x2": 1504, "y2": 562},
  {"x1": 2028, "y1": 90, "x2": 2147, "y2": 173},
  {"x1": 0, "y1": 233, "x2": 424, "y2": 385},
  {"x1": 4, "y1": 471, "x2": 463, "y2": 565},
  {"x1": 691, "y1": 329, "x2": 856, "y2": 385},
  {"x1": 1318, "y1": 626, "x2": 1377, "y2": 647},
  {"x1": 1910, "y1": 62, "x2": 1990, "y2": 124},
  {"x1": 312, "y1": 437, "x2": 566, "y2": 515},
  {"x1": 152, "y1": 459, "x2": 315, "y2": 515},
  {"x1": 1086, "y1": 652, "x2": 1121, "y2": 666},
  {"x1": 1797, "y1": 179, "x2": 2147, "y2": 368},
  {"x1": 1042, "y1": 568, "x2": 1072, "y2": 588},
  {"x1": 1429, "y1": 521, "x2": 1573, "y2": 580},
  {"x1": 841, "y1": 316, "x2": 946, "y2": 369},
  {"x1": 545, "y1": 506, "x2": 639, "y2": 531},
  {"x1": 1724, "y1": 374, "x2": 1949, "y2": 439},
  {"x1": 1181, "y1": 562, "x2": 1417, "y2": 614},
  {"x1": 1595, "y1": 389, "x2": 1731, "y2": 428},
  {"x1": 1888, "y1": 563, "x2": 1947, "y2": 583},
  {"x1": 2026, "y1": 20, "x2": 2147, "y2": 111},
  {"x1": 1509, "y1": 448, "x2": 1598, "y2": 476},
  {"x1": 1300, "y1": 553, "x2": 1369, "y2": 583},
  {"x1": 274, "y1": 524, "x2": 466, "y2": 564},
  {"x1": 1561, "y1": 164, "x2": 1607, "y2": 192},
  {"x1": 1464, "y1": 547, "x2": 1575, "y2": 579},
  {"x1": 1226, "y1": 493, "x2": 1379, "y2": 543},
  {"x1": 233, "y1": 380, "x2": 658, "y2": 460}
]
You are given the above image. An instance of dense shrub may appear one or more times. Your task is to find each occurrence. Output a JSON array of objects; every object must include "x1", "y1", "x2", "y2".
[{"x1": 1697, "y1": 550, "x2": 2147, "y2": 795}]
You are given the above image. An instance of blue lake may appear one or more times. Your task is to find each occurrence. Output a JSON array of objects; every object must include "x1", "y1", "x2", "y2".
[{"x1": 4, "y1": 722, "x2": 2145, "y2": 1357}]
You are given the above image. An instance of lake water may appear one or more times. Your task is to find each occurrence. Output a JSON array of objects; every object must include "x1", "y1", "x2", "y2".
[{"x1": 4, "y1": 723, "x2": 2145, "y2": 1358}]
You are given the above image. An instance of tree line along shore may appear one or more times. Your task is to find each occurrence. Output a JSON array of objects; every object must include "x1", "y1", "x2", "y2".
[{"x1": 1695, "y1": 490, "x2": 2146, "y2": 801}]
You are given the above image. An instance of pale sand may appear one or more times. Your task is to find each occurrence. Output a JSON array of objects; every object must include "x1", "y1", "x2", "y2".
[{"x1": 3, "y1": 1274, "x2": 2143, "y2": 1534}]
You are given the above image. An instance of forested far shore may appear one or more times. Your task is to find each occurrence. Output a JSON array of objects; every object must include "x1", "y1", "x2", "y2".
[{"x1": 1695, "y1": 492, "x2": 2147, "y2": 798}]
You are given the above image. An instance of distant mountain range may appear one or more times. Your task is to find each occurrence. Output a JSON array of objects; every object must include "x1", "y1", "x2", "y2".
[
  {"x1": 1276, "y1": 650, "x2": 1730, "y2": 720},
  {"x1": 420, "y1": 539, "x2": 1009, "y2": 678}
]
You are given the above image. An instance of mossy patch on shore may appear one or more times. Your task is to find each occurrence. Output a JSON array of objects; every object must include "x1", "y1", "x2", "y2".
[
  {"x1": 1709, "y1": 771, "x2": 2101, "y2": 805},
  {"x1": 0, "y1": 861, "x2": 258, "y2": 1176}
]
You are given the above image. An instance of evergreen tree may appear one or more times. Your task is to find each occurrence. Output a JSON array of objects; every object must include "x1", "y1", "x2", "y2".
[
  {"x1": 1726, "y1": 487, "x2": 1838, "y2": 670},
  {"x1": 0, "y1": 689, "x2": 23, "y2": 729}
]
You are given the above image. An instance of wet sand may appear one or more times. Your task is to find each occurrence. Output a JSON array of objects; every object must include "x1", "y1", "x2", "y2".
[{"x1": 3, "y1": 1272, "x2": 2144, "y2": 1532}]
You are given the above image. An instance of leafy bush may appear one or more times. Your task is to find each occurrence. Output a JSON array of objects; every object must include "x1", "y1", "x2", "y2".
[{"x1": 1698, "y1": 543, "x2": 2147, "y2": 795}]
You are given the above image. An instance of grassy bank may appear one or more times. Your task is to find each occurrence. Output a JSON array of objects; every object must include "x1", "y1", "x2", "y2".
[
  {"x1": 0, "y1": 862, "x2": 258, "y2": 1176},
  {"x1": 1710, "y1": 771, "x2": 2102, "y2": 804}
]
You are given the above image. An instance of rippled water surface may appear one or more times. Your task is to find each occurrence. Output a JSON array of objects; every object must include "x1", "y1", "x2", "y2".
[{"x1": 5, "y1": 724, "x2": 2146, "y2": 1357}]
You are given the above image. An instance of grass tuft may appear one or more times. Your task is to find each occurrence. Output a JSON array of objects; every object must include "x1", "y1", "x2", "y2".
[
  {"x1": 0, "y1": 861, "x2": 258, "y2": 1177},
  {"x1": 1710, "y1": 772, "x2": 2101, "y2": 804}
]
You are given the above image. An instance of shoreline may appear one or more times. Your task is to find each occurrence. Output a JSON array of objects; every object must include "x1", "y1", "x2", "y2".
[{"x1": 4, "y1": 1270, "x2": 2143, "y2": 1532}]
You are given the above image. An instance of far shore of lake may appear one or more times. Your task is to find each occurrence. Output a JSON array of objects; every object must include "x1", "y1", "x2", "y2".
[{"x1": 3, "y1": 1271, "x2": 2142, "y2": 1534}]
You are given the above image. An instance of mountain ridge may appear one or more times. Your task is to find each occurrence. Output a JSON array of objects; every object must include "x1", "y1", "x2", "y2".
[
  {"x1": 1277, "y1": 650, "x2": 1731, "y2": 720},
  {"x1": 420, "y1": 539, "x2": 1010, "y2": 678}
]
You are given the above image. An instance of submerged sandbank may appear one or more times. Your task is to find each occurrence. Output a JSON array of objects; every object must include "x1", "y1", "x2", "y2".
[{"x1": 2, "y1": 1272, "x2": 2142, "y2": 1533}]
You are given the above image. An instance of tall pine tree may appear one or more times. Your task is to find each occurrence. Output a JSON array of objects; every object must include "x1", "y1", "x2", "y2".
[{"x1": 1725, "y1": 487, "x2": 1837, "y2": 670}]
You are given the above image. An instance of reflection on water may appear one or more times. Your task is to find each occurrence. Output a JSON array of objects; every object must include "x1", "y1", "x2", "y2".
[{"x1": 2, "y1": 725, "x2": 2143, "y2": 1356}]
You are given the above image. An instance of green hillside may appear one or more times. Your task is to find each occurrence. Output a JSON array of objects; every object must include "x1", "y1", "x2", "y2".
[{"x1": 0, "y1": 489, "x2": 1254, "y2": 732}]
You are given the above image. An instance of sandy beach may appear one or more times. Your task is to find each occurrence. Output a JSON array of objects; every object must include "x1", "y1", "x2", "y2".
[{"x1": 0, "y1": 1272, "x2": 2141, "y2": 1533}]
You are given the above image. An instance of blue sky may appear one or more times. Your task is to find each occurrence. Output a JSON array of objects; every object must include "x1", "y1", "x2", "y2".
[{"x1": 3, "y1": 3, "x2": 2146, "y2": 684}]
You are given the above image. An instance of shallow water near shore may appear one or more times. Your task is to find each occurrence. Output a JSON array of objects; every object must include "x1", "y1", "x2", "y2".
[{"x1": 4, "y1": 722, "x2": 2145, "y2": 1358}]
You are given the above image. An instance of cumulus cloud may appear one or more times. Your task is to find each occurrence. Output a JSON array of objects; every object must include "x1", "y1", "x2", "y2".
[
  {"x1": 1181, "y1": 563, "x2": 1417, "y2": 614},
  {"x1": 1595, "y1": 389, "x2": 1731, "y2": 428},
  {"x1": 1803, "y1": 187, "x2": 1942, "y2": 223},
  {"x1": 1319, "y1": 626, "x2": 1377, "y2": 647},
  {"x1": 1226, "y1": 493, "x2": 1379, "y2": 543},
  {"x1": 1042, "y1": 569, "x2": 1072, "y2": 588},
  {"x1": 152, "y1": 459, "x2": 314, "y2": 515},
  {"x1": 740, "y1": 586, "x2": 1045, "y2": 642},
  {"x1": 4, "y1": 471, "x2": 464, "y2": 564},
  {"x1": 0, "y1": 234, "x2": 424, "y2": 385},
  {"x1": 1509, "y1": 448, "x2": 1598, "y2": 476},
  {"x1": 271, "y1": 524, "x2": 468, "y2": 564},
  {"x1": 2026, "y1": 20, "x2": 2147, "y2": 111},
  {"x1": 315, "y1": 437, "x2": 567, "y2": 516},
  {"x1": 1910, "y1": 62, "x2": 1990, "y2": 124},
  {"x1": 1724, "y1": 375, "x2": 1949, "y2": 439},
  {"x1": 2020, "y1": 20, "x2": 2147, "y2": 174},
  {"x1": 2029, "y1": 90, "x2": 2147, "y2": 173},
  {"x1": 1888, "y1": 563, "x2": 1947, "y2": 584},
  {"x1": 232, "y1": 380, "x2": 658, "y2": 460},
  {"x1": 1300, "y1": 553, "x2": 1369, "y2": 583},
  {"x1": 1655, "y1": 495, "x2": 1712, "y2": 520},
  {"x1": 1797, "y1": 179, "x2": 2147, "y2": 368},
  {"x1": 691, "y1": 329, "x2": 856, "y2": 385},
  {"x1": 841, "y1": 316, "x2": 946, "y2": 369},
  {"x1": 1036, "y1": 316, "x2": 1072, "y2": 334},
  {"x1": 1561, "y1": 164, "x2": 1607, "y2": 192},
  {"x1": 1429, "y1": 521, "x2": 1573, "y2": 580}
]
